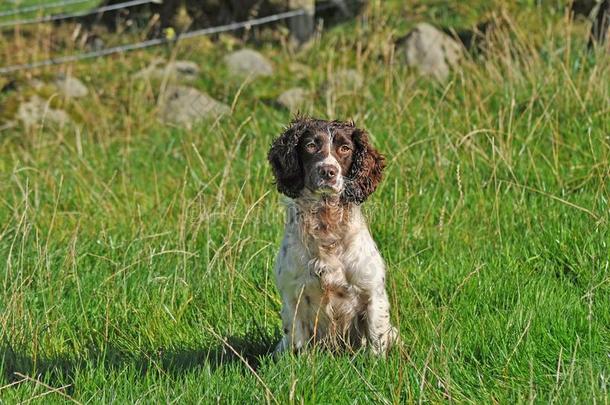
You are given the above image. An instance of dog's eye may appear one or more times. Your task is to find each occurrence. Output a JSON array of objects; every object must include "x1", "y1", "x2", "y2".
[
  {"x1": 305, "y1": 142, "x2": 317, "y2": 152},
  {"x1": 339, "y1": 145, "x2": 352, "y2": 154}
]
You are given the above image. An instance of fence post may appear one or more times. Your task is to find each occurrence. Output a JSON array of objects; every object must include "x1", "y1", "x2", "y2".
[{"x1": 288, "y1": 0, "x2": 315, "y2": 45}]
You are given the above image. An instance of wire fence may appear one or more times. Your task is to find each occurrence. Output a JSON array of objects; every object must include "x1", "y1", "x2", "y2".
[
  {"x1": 0, "y1": 7, "x2": 309, "y2": 75},
  {"x1": 0, "y1": 0, "x2": 156, "y2": 28}
]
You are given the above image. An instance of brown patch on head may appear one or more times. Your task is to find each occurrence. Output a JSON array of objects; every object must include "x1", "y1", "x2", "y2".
[
  {"x1": 268, "y1": 117, "x2": 308, "y2": 198},
  {"x1": 341, "y1": 128, "x2": 386, "y2": 204},
  {"x1": 269, "y1": 117, "x2": 377, "y2": 199}
]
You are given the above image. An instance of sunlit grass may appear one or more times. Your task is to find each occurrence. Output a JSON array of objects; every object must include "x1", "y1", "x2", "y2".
[{"x1": 0, "y1": 0, "x2": 609, "y2": 403}]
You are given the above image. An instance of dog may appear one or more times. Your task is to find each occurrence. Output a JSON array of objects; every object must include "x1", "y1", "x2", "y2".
[{"x1": 268, "y1": 117, "x2": 398, "y2": 355}]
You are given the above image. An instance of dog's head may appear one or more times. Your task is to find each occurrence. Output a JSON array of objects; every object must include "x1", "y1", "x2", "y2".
[{"x1": 268, "y1": 117, "x2": 385, "y2": 204}]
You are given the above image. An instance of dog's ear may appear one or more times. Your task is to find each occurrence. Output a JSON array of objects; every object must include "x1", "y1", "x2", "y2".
[
  {"x1": 342, "y1": 128, "x2": 386, "y2": 204},
  {"x1": 268, "y1": 118, "x2": 309, "y2": 198}
]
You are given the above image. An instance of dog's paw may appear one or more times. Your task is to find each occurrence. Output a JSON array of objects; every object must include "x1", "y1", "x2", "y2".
[
  {"x1": 370, "y1": 326, "x2": 400, "y2": 356},
  {"x1": 273, "y1": 336, "x2": 288, "y2": 357}
]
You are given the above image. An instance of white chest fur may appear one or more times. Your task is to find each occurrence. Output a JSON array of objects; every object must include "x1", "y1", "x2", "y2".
[{"x1": 273, "y1": 197, "x2": 393, "y2": 352}]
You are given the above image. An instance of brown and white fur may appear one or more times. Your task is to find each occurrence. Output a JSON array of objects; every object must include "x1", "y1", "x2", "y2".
[{"x1": 268, "y1": 117, "x2": 398, "y2": 355}]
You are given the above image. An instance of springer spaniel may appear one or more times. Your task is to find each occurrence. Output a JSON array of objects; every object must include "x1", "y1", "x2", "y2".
[{"x1": 268, "y1": 117, "x2": 398, "y2": 355}]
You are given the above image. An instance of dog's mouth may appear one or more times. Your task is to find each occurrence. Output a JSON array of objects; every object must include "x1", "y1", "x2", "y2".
[{"x1": 310, "y1": 178, "x2": 343, "y2": 195}]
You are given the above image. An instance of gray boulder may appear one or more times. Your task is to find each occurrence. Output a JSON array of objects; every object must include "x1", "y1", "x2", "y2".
[
  {"x1": 224, "y1": 49, "x2": 273, "y2": 78},
  {"x1": 135, "y1": 59, "x2": 200, "y2": 82},
  {"x1": 166, "y1": 60, "x2": 200, "y2": 80},
  {"x1": 277, "y1": 87, "x2": 309, "y2": 111},
  {"x1": 159, "y1": 85, "x2": 230, "y2": 128},
  {"x1": 17, "y1": 95, "x2": 71, "y2": 128},
  {"x1": 0, "y1": 121, "x2": 17, "y2": 132},
  {"x1": 54, "y1": 75, "x2": 88, "y2": 98},
  {"x1": 397, "y1": 23, "x2": 463, "y2": 81},
  {"x1": 324, "y1": 69, "x2": 364, "y2": 93}
]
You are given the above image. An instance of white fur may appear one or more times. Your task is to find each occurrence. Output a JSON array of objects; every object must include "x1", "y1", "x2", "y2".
[{"x1": 273, "y1": 194, "x2": 398, "y2": 355}]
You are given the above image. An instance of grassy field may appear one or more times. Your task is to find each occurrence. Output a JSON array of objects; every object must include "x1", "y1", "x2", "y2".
[{"x1": 1, "y1": 1, "x2": 609, "y2": 403}]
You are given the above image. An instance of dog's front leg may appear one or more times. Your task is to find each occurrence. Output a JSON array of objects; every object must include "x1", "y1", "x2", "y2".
[
  {"x1": 275, "y1": 292, "x2": 312, "y2": 354},
  {"x1": 365, "y1": 287, "x2": 398, "y2": 355}
]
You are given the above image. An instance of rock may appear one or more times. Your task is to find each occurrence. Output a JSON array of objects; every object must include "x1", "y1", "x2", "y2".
[
  {"x1": 277, "y1": 87, "x2": 309, "y2": 111},
  {"x1": 54, "y1": 75, "x2": 88, "y2": 98},
  {"x1": 29, "y1": 79, "x2": 46, "y2": 90},
  {"x1": 224, "y1": 49, "x2": 273, "y2": 78},
  {"x1": 159, "y1": 85, "x2": 230, "y2": 128},
  {"x1": 324, "y1": 69, "x2": 364, "y2": 93},
  {"x1": 17, "y1": 95, "x2": 71, "y2": 128},
  {"x1": 396, "y1": 22, "x2": 463, "y2": 81},
  {"x1": 0, "y1": 121, "x2": 17, "y2": 132},
  {"x1": 167, "y1": 60, "x2": 200, "y2": 80},
  {"x1": 86, "y1": 35, "x2": 105, "y2": 52},
  {"x1": 135, "y1": 59, "x2": 200, "y2": 82}
]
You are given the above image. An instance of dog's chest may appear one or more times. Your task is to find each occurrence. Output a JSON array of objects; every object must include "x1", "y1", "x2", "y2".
[
  {"x1": 277, "y1": 225, "x2": 367, "y2": 296},
  {"x1": 276, "y1": 235, "x2": 370, "y2": 329},
  {"x1": 275, "y1": 202, "x2": 382, "y2": 303}
]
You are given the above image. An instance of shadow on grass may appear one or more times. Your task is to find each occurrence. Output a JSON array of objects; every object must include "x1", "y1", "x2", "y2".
[{"x1": 1, "y1": 333, "x2": 278, "y2": 390}]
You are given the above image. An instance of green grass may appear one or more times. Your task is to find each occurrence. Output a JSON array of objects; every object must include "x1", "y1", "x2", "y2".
[
  {"x1": 0, "y1": 0, "x2": 99, "y2": 22},
  {"x1": 1, "y1": 1, "x2": 610, "y2": 403}
]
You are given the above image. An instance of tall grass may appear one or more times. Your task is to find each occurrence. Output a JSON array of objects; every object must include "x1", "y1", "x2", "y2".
[{"x1": 0, "y1": 0, "x2": 609, "y2": 402}]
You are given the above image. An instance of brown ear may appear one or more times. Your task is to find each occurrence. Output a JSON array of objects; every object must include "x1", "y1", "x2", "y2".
[
  {"x1": 342, "y1": 128, "x2": 386, "y2": 204},
  {"x1": 268, "y1": 118, "x2": 309, "y2": 198}
]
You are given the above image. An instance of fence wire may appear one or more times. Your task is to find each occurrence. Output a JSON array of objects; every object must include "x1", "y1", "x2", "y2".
[
  {"x1": 0, "y1": 0, "x2": 156, "y2": 28},
  {"x1": 0, "y1": 8, "x2": 308, "y2": 74}
]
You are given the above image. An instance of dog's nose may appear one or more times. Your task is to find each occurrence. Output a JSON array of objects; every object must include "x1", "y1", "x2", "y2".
[{"x1": 318, "y1": 165, "x2": 337, "y2": 180}]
